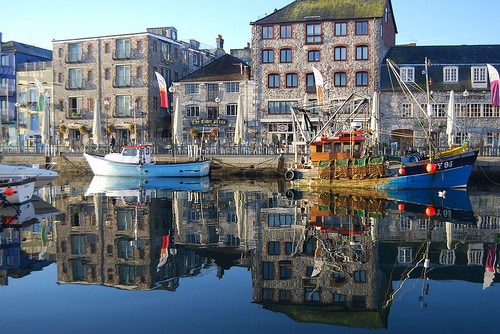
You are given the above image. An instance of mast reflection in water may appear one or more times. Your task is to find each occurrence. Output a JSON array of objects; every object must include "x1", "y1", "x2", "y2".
[{"x1": 1, "y1": 176, "x2": 499, "y2": 333}]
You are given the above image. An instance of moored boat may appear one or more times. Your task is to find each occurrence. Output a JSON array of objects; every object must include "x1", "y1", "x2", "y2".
[
  {"x1": 83, "y1": 143, "x2": 210, "y2": 177},
  {"x1": 286, "y1": 130, "x2": 478, "y2": 190},
  {"x1": 285, "y1": 59, "x2": 479, "y2": 190},
  {"x1": 0, "y1": 164, "x2": 58, "y2": 189}
]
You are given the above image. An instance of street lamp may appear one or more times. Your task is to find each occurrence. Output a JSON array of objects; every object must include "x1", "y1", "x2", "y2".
[{"x1": 463, "y1": 89, "x2": 469, "y2": 143}]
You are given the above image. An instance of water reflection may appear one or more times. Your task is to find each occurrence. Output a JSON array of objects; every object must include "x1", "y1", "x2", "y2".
[
  {"x1": 0, "y1": 195, "x2": 58, "y2": 284},
  {"x1": 1, "y1": 176, "x2": 500, "y2": 330}
]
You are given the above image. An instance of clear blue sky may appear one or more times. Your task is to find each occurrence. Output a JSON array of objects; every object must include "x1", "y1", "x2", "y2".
[{"x1": 1, "y1": 0, "x2": 498, "y2": 52}]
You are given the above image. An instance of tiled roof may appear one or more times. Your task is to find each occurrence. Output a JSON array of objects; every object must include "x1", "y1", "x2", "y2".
[
  {"x1": 252, "y1": 0, "x2": 388, "y2": 24},
  {"x1": 179, "y1": 54, "x2": 249, "y2": 82},
  {"x1": 380, "y1": 44, "x2": 500, "y2": 91},
  {"x1": 0, "y1": 41, "x2": 52, "y2": 59}
]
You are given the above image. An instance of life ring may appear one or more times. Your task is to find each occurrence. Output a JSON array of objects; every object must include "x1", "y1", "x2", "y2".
[{"x1": 285, "y1": 170, "x2": 295, "y2": 181}]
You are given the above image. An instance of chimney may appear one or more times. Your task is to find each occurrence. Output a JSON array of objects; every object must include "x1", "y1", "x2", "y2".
[{"x1": 216, "y1": 35, "x2": 224, "y2": 50}]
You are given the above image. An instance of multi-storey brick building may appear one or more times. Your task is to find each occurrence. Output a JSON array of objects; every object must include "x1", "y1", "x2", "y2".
[
  {"x1": 51, "y1": 27, "x2": 222, "y2": 151},
  {"x1": 250, "y1": 0, "x2": 396, "y2": 148}
]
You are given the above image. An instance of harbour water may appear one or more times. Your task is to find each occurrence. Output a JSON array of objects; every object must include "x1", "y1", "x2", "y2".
[{"x1": 1, "y1": 174, "x2": 499, "y2": 334}]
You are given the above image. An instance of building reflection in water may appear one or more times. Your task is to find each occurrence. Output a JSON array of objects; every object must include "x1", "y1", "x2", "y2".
[{"x1": 3, "y1": 176, "x2": 500, "y2": 329}]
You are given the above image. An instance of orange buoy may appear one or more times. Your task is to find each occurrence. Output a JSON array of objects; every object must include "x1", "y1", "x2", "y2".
[
  {"x1": 398, "y1": 203, "x2": 405, "y2": 211},
  {"x1": 425, "y1": 206, "x2": 436, "y2": 216},
  {"x1": 4, "y1": 187, "x2": 14, "y2": 196},
  {"x1": 399, "y1": 167, "x2": 406, "y2": 175},
  {"x1": 426, "y1": 163, "x2": 437, "y2": 173}
]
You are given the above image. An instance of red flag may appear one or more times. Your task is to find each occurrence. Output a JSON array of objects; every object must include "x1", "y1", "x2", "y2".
[
  {"x1": 487, "y1": 64, "x2": 499, "y2": 106},
  {"x1": 155, "y1": 71, "x2": 168, "y2": 108}
]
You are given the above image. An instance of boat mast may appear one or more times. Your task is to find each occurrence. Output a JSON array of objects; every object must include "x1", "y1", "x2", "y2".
[{"x1": 424, "y1": 57, "x2": 433, "y2": 159}]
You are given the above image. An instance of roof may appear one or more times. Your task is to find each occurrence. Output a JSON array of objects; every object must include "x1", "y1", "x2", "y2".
[
  {"x1": 380, "y1": 44, "x2": 500, "y2": 91},
  {"x1": 179, "y1": 54, "x2": 250, "y2": 82},
  {"x1": 0, "y1": 41, "x2": 52, "y2": 59},
  {"x1": 252, "y1": 0, "x2": 390, "y2": 25}
]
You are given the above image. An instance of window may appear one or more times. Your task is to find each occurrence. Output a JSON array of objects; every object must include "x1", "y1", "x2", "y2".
[
  {"x1": 334, "y1": 72, "x2": 347, "y2": 87},
  {"x1": 68, "y1": 43, "x2": 82, "y2": 62},
  {"x1": 279, "y1": 290, "x2": 291, "y2": 302},
  {"x1": 305, "y1": 288, "x2": 320, "y2": 302},
  {"x1": 87, "y1": 44, "x2": 92, "y2": 55},
  {"x1": 262, "y1": 288, "x2": 274, "y2": 301},
  {"x1": 308, "y1": 50, "x2": 320, "y2": 62},
  {"x1": 286, "y1": 73, "x2": 298, "y2": 87},
  {"x1": 398, "y1": 247, "x2": 413, "y2": 264},
  {"x1": 400, "y1": 67, "x2": 415, "y2": 82},
  {"x1": 280, "y1": 48, "x2": 292, "y2": 63},
  {"x1": 161, "y1": 42, "x2": 170, "y2": 62},
  {"x1": 268, "y1": 241, "x2": 280, "y2": 255},
  {"x1": 206, "y1": 83, "x2": 219, "y2": 101},
  {"x1": 354, "y1": 270, "x2": 367, "y2": 282},
  {"x1": 58, "y1": 73, "x2": 63, "y2": 83},
  {"x1": 116, "y1": 65, "x2": 131, "y2": 87},
  {"x1": 335, "y1": 22, "x2": 347, "y2": 36},
  {"x1": 268, "y1": 212, "x2": 295, "y2": 226},
  {"x1": 262, "y1": 26, "x2": 273, "y2": 39},
  {"x1": 279, "y1": 260, "x2": 292, "y2": 279},
  {"x1": 356, "y1": 72, "x2": 368, "y2": 86},
  {"x1": 334, "y1": 293, "x2": 346, "y2": 303},
  {"x1": 306, "y1": 23, "x2": 322, "y2": 43},
  {"x1": 69, "y1": 68, "x2": 83, "y2": 88},
  {"x1": 355, "y1": 21, "x2": 368, "y2": 35},
  {"x1": 280, "y1": 25, "x2": 292, "y2": 38},
  {"x1": 104, "y1": 43, "x2": 110, "y2": 54},
  {"x1": 207, "y1": 106, "x2": 218, "y2": 119},
  {"x1": 68, "y1": 97, "x2": 83, "y2": 116},
  {"x1": 136, "y1": 67, "x2": 142, "y2": 79},
  {"x1": 104, "y1": 69, "x2": 110, "y2": 80},
  {"x1": 356, "y1": 45, "x2": 368, "y2": 60},
  {"x1": 115, "y1": 39, "x2": 131, "y2": 59},
  {"x1": 471, "y1": 66, "x2": 488, "y2": 88},
  {"x1": 268, "y1": 74, "x2": 280, "y2": 88},
  {"x1": 353, "y1": 295, "x2": 366, "y2": 308},
  {"x1": 263, "y1": 261, "x2": 274, "y2": 280},
  {"x1": 226, "y1": 104, "x2": 237, "y2": 116},
  {"x1": 402, "y1": 103, "x2": 413, "y2": 117},
  {"x1": 444, "y1": 66, "x2": 458, "y2": 82},
  {"x1": 268, "y1": 101, "x2": 292, "y2": 114},
  {"x1": 187, "y1": 106, "x2": 199, "y2": 117},
  {"x1": 262, "y1": 49, "x2": 274, "y2": 63},
  {"x1": 334, "y1": 46, "x2": 346, "y2": 61},
  {"x1": 303, "y1": 73, "x2": 316, "y2": 93},
  {"x1": 116, "y1": 95, "x2": 132, "y2": 117},
  {"x1": 1, "y1": 54, "x2": 9, "y2": 66},
  {"x1": 226, "y1": 82, "x2": 239, "y2": 93},
  {"x1": 285, "y1": 242, "x2": 295, "y2": 255},
  {"x1": 185, "y1": 84, "x2": 199, "y2": 94}
]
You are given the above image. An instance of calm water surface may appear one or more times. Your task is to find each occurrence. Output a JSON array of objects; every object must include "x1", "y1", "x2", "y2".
[{"x1": 1, "y1": 174, "x2": 499, "y2": 334}]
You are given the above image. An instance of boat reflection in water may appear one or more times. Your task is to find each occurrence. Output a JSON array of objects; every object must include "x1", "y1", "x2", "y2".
[{"x1": 48, "y1": 176, "x2": 499, "y2": 329}]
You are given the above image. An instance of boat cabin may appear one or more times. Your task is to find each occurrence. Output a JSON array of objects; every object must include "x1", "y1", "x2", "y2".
[
  {"x1": 105, "y1": 144, "x2": 153, "y2": 164},
  {"x1": 310, "y1": 131, "x2": 366, "y2": 165}
]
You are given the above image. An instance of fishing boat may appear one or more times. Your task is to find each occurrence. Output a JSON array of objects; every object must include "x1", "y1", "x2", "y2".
[
  {"x1": 83, "y1": 143, "x2": 211, "y2": 177},
  {"x1": 285, "y1": 59, "x2": 479, "y2": 190},
  {"x1": 0, "y1": 177, "x2": 36, "y2": 205},
  {"x1": 0, "y1": 164, "x2": 58, "y2": 189}
]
